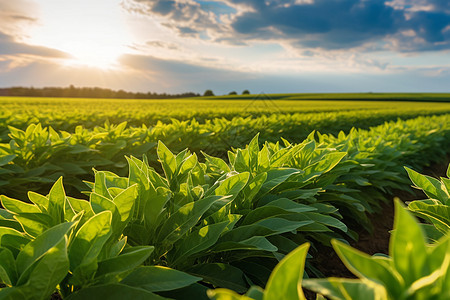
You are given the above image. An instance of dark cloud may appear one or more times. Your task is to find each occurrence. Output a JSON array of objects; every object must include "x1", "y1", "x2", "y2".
[
  {"x1": 0, "y1": 31, "x2": 71, "y2": 58},
  {"x1": 228, "y1": 0, "x2": 448, "y2": 50},
  {"x1": 124, "y1": 0, "x2": 226, "y2": 38},
  {"x1": 126, "y1": 0, "x2": 450, "y2": 52}
]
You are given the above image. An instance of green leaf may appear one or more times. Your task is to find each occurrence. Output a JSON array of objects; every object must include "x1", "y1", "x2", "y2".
[
  {"x1": 332, "y1": 240, "x2": 403, "y2": 298},
  {"x1": 408, "y1": 200, "x2": 450, "y2": 233},
  {"x1": 241, "y1": 172, "x2": 267, "y2": 207},
  {"x1": 157, "y1": 141, "x2": 177, "y2": 181},
  {"x1": 170, "y1": 220, "x2": 230, "y2": 266},
  {"x1": 214, "y1": 172, "x2": 250, "y2": 201},
  {"x1": 302, "y1": 278, "x2": 385, "y2": 300},
  {"x1": 207, "y1": 288, "x2": 254, "y2": 300},
  {"x1": 143, "y1": 186, "x2": 171, "y2": 230},
  {"x1": 65, "y1": 283, "x2": 168, "y2": 300},
  {"x1": 14, "y1": 213, "x2": 53, "y2": 237},
  {"x1": 157, "y1": 195, "x2": 228, "y2": 245},
  {"x1": 391, "y1": 200, "x2": 428, "y2": 287},
  {"x1": 21, "y1": 236, "x2": 69, "y2": 300},
  {"x1": 202, "y1": 152, "x2": 231, "y2": 174},
  {"x1": 95, "y1": 246, "x2": 154, "y2": 279},
  {"x1": 263, "y1": 243, "x2": 309, "y2": 300},
  {"x1": 16, "y1": 222, "x2": 73, "y2": 284},
  {"x1": 0, "y1": 248, "x2": 17, "y2": 286},
  {"x1": 405, "y1": 167, "x2": 446, "y2": 202},
  {"x1": 0, "y1": 155, "x2": 16, "y2": 167},
  {"x1": 27, "y1": 192, "x2": 49, "y2": 213},
  {"x1": 1, "y1": 196, "x2": 41, "y2": 214},
  {"x1": 258, "y1": 168, "x2": 302, "y2": 196},
  {"x1": 0, "y1": 228, "x2": 29, "y2": 253},
  {"x1": 47, "y1": 177, "x2": 66, "y2": 224},
  {"x1": 69, "y1": 211, "x2": 112, "y2": 273},
  {"x1": 189, "y1": 263, "x2": 248, "y2": 293},
  {"x1": 113, "y1": 184, "x2": 138, "y2": 223},
  {"x1": 121, "y1": 266, "x2": 201, "y2": 292},
  {"x1": 301, "y1": 152, "x2": 346, "y2": 181},
  {"x1": 248, "y1": 134, "x2": 260, "y2": 172}
]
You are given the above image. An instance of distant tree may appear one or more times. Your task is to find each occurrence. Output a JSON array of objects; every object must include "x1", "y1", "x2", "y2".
[
  {"x1": 0, "y1": 86, "x2": 200, "y2": 99},
  {"x1": 203, "y1": 89, "x2": 215, "y2": 97},
  {"x1": 228, "y1": 91, "x2": 237, "y2": 95},
  {"x1": 242, "y1": 90, "x2": 250, "y2": 95}
]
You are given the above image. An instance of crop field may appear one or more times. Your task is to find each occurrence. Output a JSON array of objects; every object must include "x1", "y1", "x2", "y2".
[{"x1": 0, "y1": 94, "x2": 450, "y2": 299}]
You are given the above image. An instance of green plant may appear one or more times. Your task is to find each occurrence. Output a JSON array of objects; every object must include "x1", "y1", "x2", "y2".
[
  {"x1": 209, "y1": 200, "x2": 450, "y2": 300},
  {"x1": 207, "y1": 243, "x2": 310, "y2": 300},
  {"x1": 0, "y1": 177, "x2": 199, "y2": 299},
  {"x1": 406, "y1": 164, "x2": 450, "y2": 239},
  {"x1": 303, "y1": 200, "x2": 450, "y2": 300}
]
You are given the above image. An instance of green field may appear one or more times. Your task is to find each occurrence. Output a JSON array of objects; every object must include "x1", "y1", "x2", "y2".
[
  {"x1": 2, "y1": 93, "x2": 450, "y2": 125},
  {"x1": 0, "y1": 93, "x2": 450, "y2": 299}
]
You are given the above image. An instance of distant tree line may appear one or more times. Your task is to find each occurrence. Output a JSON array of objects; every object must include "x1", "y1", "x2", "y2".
[{"x1": 0, "y1": 85, "x2": 201, "y2": 99}]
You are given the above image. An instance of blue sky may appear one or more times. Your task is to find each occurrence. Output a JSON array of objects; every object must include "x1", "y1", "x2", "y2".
[{"x1": 0, "y1": 0, "x2": 449, "y2": 94}]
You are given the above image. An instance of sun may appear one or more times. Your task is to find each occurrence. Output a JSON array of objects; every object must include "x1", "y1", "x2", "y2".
[{"x1": 27, "y1": 0, "x2": 131, "y2": 69}]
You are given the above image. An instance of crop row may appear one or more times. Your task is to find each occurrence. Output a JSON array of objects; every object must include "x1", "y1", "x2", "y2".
[
  {"x1": 0, "y1": 114, "x2": 449, "y2": 298},
  {"x1": 1, "y1": 97, "x2": 450, "y2": 140},
  {"x1": 0, "y1": 113, "x2": 449, "y2": 199}
]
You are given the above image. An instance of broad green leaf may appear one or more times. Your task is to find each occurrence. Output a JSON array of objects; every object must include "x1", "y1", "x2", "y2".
[
  {"x1": 20, "y1": 236, "x2": 69, "y2": 300},
  {"x1": 157, "y1": 141, "x2": 177, "y2": 181},
  {"x1": 0, "y1": 154, "x2": 16, "y2": 167},
  {"x1": 95, "y1": 246, "x2": 154, "y2": 279},
  {"x1": 14, "y1": 213, "x2": 53, "y2": 237},
  {"x1": 47, "y1": 177, "x2": 66, "y2": 224},
  {"x1": 157, "y1": 195, "x2": 227, "y2": 245},
  {"x1": 93, "y1": 171, "x2": 113, "y2": 200},
  {"x1": 258, "y1": 168, "x2": 302, "y2": 196},
  {"x1": 248, "y1": 134, "x2": 260, "y2": 172},
  {"x1": 263, "y1": 243, "x2": 310, "y2": 300},
  {"x1": 301, "y1": 152, "x2": 346, "y2": 181},
  {"x1": 143, "y1": 186, "x2": 171, "y2": 229},
  {"x1": 214, "y1": 172, "x2": 250, "y2": 201},
  {"x1": 0, "y1": 248, "x2": 17, "y2": 286},
  {"x1": 0, "y1": 233, "x2": 30, "y2": 254},
  {"x1": 121, "y1": 266, "x2": 201, "y2": 292},
  {"x1": 304, "y1": 212, "x2": 348, "y2": 232},
  {"x1": 69, "y1": 211, "x2": 112, "y2": 272},
  {"x1": 189, "y1": 263, "x2": 248, "y2": 293},
  {"x1": 207, "y1": 288, "x2": 254, "y2": 300},
  {"x1": 27, "y1": 192, "x2": 49, "y2": 213},
  {"x1": 16, "y1": 222, "x2": 73, "y2": 285},
  {"x1": 90, "y1": 193, "x2": 119, "y2": 218},
  {"x1": 391, "y1": 200, "x2": 428, "y2": 287},
  {"x1": 408, "y1": 200, "x2": 450, "y2": 233},
  {"x1": 405, "y1": 167, "x2": 446, "y2": 202},
  {"x1": 1, "y1": 196, "x2": 41, "y2": 214},
  {"x1": 213, "y1": 236, "x2": 277, "y2": 252},
  {"x1": 303, "y1": 278, "x2": 385, "y2": 300},
  {"x1": 258, "y1": 145, "x2": 270, "y2": 171},
  {"x1": 332, "y1": 240, "x2": 403, "y2": 297},
  {"x1": 109, "y1": 236, "x2": 127, "y2": 258},
  {"x1": 0, "y1": 285, "x2": 28, "y2": 299},
  {"x1": 241, "y1": 172, "x2": 267, "y2": 207},
  {"x1": 170, "y1": 220, "x2": 230, "y2": 266},
  {"x1": 246, "y1": 286, "x2": 264, "y2": 300},
  {"x1": 65, "y1": 283, "x2": 168, "y2": 300},
  {"x1": 179, "y1": 153, "x2": 198, "y2": 176},
  {"x1": 113, "y1": 184, "x2": 137, "y2": 223},
  {"x1": 202, "y1": 152, "x2": 231, "y2": 174}
]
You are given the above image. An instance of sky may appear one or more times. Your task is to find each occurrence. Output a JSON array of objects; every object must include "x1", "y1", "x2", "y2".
[{"x1": 0, "y1": 0, "x2": 449, "y2": 94}]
